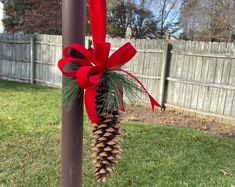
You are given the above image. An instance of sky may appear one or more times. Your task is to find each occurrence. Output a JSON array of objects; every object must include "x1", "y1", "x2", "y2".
[{"x1": 135, "y1": 0, "x2": 183, "y2": 36}]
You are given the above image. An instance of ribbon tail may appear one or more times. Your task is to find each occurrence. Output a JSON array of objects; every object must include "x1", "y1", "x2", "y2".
[
  {"x1": 117, "y1": 83, "x2": 125, "y2": 112},
  {"x1": 120, "y1": 69, "x2": 161, "y2": 110},
  {"x1": 149, "y1": 95, "x2": 161, "y2": 111},
  {"x1": 84, "y1": 87, "x2": 101, "y2": 124}
]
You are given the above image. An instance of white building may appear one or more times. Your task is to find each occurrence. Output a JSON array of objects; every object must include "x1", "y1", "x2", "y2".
[{"x1": 0, "y1": 1, "x2": 4, "y2": 33}]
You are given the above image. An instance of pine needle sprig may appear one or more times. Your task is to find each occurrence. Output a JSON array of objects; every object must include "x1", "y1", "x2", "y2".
[
  {"x1": 62, "y1": 63, "x2": 83, "y2": 110},
  {"x1": 63, "y1": 77, "x2": 82, "y2": 111},
  {"x1": 98, "y1": 70, "x2": 146, "y2": 114}
]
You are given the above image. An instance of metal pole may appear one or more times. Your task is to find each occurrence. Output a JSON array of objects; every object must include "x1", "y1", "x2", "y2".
[{"x1": 62, "y1": 0, "x2": 85, "y2": 187}]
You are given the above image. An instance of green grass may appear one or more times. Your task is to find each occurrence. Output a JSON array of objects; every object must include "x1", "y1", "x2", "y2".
[{"x1": 0, "y1": 80, "x2": 235, "y2": 187}]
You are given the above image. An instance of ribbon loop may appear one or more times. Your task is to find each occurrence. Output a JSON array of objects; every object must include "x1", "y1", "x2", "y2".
[
  {"x1": 58, "y1": 57, "x2": 91, "y2": 78},
  {"x1": 106, "y1": 43, "x2": 137, "y2": 69},
  {"x1": 63, "y1": 44, "x2": 95, "y2": 62},
  {"x1": 76, "y1": 66, "x2": 103, "y2": 89},
  {"x1": 76, "y1": 66, "x2": 95, "y2": 89}
]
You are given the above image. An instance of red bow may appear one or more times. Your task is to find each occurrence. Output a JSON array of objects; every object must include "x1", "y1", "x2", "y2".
[{"x1": 58, "y1": 0, "x2": 160, "y2": 124}]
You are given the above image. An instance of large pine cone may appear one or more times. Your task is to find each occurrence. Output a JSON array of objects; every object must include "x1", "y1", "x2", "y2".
[{"x1": 91, "y1": 79, "x2": 124, "y2": 182}]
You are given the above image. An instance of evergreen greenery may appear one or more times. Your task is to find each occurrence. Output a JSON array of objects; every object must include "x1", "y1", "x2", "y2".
[
  {"x1": 63, "y1": 70, "x2": 145, "y2": 113},
  {"x1": 62, "y1": 77, "x2": 82, "y2": 111},
  {"x1": 100, "y1": 70, "x2": 145, "y2": 113}
]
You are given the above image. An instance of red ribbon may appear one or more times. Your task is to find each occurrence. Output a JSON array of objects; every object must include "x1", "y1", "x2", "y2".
[{"x1": 58, "y1": 0, "x2": 160, "y2": 124}]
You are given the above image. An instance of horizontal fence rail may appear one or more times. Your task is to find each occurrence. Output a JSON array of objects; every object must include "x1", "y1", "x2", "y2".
[{"x1": 0, "y1": 33, "x2": 234, "y2": 124}]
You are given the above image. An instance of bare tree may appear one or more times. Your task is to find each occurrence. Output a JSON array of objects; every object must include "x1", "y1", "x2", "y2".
[
  {"x1": 180, "y1": 0, "x2": 235, "y2": 42},
  {"x1": 147, "y1": 0, "x2": 181, "y2": 38},
  {"x1": 108, "y1": 1, "x2": 158, "y2": 39},
  {"x1": 158, "y1": 0, "x2": 181, "y2": 38}
]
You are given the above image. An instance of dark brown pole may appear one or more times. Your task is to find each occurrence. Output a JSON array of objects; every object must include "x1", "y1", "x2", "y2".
[{"x1": 62, "y1": 0, "x2": 85, "y2": 187}]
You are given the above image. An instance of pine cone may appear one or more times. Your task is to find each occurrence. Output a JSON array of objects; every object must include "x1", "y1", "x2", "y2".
[{"x1": 91, "y1": 79, "x2": 124, "y2": 182}]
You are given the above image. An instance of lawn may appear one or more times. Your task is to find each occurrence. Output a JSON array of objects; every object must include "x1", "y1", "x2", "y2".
[{"x1": 0, "y1": 80, "x2": 235, "y2": 187}]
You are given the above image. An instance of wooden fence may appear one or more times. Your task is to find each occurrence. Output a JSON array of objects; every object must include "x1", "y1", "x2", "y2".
[{"x1": 0, "y1": 33, "x2": 234, "y2": 124}]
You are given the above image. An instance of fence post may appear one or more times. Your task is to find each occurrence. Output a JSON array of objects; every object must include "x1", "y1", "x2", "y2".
[
  {"x1": 159, "y1": 42, "x2": 169, "y2": 109},
  {"x1": 30, "y1": 34, "x2": 35, "y2": 84}
]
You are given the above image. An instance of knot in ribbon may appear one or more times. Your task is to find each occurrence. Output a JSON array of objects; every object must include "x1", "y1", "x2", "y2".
[{"x1": 58, "y1": 0, "x2": 160, "y2": 124}]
